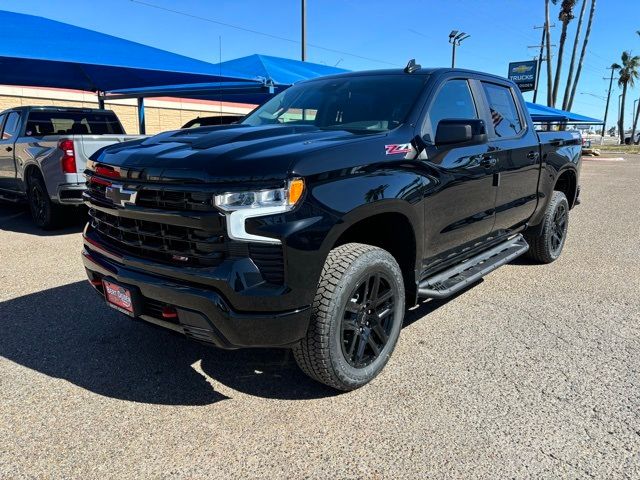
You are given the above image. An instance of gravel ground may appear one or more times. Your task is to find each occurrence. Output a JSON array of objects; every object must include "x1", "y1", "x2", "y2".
[{"x1": 1, "y1": 155, "x2": 639, "y2": 479}]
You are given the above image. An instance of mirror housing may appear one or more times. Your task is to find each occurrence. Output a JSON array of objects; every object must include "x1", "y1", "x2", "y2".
[{"x1": 434, "y1": 119, "x2": 487, "y2": 147}]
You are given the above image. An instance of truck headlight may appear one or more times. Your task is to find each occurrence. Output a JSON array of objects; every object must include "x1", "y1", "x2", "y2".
[
  {"x1": 214, "y1": 178, "x2": 305, "y2": 211},
  {"x1": 214, "y1": 178, "x2": 305, "y2": 244}
]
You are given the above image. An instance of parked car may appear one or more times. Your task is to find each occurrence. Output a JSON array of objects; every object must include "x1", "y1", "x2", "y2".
[
  {"x1": 82, "y1": 65, "x2": 581, "y2": 390},
  {"x1": 624, "y1": 132, "x2": 640, "y2": 145},
  {"x1": 0, "y1": 107, "x2": 143, "y2": 228},
  {"x1": 181, "y1": 115, "x2": 243, "y2": 129}
]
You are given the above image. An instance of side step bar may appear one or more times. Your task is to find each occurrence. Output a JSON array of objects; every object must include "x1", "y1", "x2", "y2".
[{"x1": 418, "y1": 234, "x2": 529, "y2": 299}]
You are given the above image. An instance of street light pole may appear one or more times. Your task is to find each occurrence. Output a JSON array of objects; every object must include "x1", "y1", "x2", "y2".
[
  {"x1": 448, "y1": 31, "x2": 470, "y2": 68},
  {"x1": 301, "y1": 0, "x2": 306, "y2": 61}
]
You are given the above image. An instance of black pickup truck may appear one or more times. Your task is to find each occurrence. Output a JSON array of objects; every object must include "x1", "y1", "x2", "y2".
[{"x1": 82, "y1": 64, "x2": 581, "y2": 390}]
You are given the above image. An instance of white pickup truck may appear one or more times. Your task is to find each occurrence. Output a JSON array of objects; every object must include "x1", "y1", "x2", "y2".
[{"x1": 0, "y1": 106, "x2": 143, "y2": 228}]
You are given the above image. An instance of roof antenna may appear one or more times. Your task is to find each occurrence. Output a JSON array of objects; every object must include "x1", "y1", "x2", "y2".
[{"x1": 404, "y1": 59, "x2": 421, "y2": 74}]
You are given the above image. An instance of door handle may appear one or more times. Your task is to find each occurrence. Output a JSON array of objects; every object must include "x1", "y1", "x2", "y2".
[
  {"x1": 527, "y1": 151, "x2": 539, "y2": 160},
  {"x1": 5, "y1": 146, "x2": 12, "y2": 152},
  {"x1": 480, "y1": 155, "x2": 497, "y2": 168}
]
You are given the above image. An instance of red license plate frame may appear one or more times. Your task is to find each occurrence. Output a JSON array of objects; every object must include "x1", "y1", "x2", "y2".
[{"x1": 103, "y1": 280, "x2": 135, "y2": 317}]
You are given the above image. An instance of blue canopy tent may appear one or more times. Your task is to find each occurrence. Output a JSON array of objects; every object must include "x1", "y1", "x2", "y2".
[
  {"x1": 105, "y1": 54, "x2": 349, "y2": 105},
  {"x1": 0, "y1": 10, "x2": 257, "y2": 132},
  {"x1": 525, "y1": 102, "x2": 603, "y2": 124}
]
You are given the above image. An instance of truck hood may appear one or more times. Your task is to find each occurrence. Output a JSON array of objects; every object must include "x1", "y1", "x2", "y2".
[{"x1": 91, "y1": 124, "x2": 386, "y2": 184}]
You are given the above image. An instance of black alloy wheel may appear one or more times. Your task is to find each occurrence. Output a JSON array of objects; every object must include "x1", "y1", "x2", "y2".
[{"x1": 341, "y1": 272, "x2": 396, "y2": 368}]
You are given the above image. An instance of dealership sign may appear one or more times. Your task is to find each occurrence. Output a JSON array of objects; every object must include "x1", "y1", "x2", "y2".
[{"x1": 508, "y1": 61, "x2": 537, "y2": 92}]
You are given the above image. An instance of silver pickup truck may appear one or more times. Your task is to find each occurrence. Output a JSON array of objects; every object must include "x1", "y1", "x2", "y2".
[{"x1": 0, "y1": 106, "x2": 143, "y2": 228}]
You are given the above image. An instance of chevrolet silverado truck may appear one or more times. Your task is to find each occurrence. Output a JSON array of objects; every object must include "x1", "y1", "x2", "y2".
[
  {"x1": 0, "y1": 106, "x2": 142, "y2": 228},
  {"x1": 82, "y1": 63, "x2": 581, "y2": 391}
]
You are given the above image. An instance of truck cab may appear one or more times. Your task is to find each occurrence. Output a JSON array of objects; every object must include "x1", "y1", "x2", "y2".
[{"x1": 82, "y1": 66, "x2": 581, "y2": 390}]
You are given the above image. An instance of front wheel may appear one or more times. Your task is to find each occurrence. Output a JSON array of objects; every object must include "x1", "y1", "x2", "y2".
[
  {"x1": 293, "y1": 243, "x2": 405, "y2": 391},
  {"x1": 525, "y1": 190, "x2": 569, "y2": 264}
]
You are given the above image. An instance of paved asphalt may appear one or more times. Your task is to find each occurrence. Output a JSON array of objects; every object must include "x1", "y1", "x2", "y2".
[{"x1": 1, "y1": 155, "x2": 638, "y2": 479}]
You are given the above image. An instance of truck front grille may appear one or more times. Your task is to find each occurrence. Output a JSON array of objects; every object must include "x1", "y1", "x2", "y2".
[
  {"x1": 89, "y1": 208, "x2": 225, "y2": 267},
  {"x1": 86, "y1": 180, "x2": 215, "y2": 212}
]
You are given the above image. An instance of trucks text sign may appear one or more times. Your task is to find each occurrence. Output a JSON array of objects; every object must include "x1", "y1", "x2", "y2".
[{"x1": 508, "y1": 61, "x2": 537, "y2": 92}]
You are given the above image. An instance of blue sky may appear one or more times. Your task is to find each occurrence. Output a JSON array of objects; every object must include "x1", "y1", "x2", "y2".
[{"x1": 2, "y1": 0, "x2": 639, "y2": 128}]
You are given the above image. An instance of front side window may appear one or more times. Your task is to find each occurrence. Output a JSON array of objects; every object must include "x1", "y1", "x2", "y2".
[
  {"x1": 482, "y1": 83, "x2": 524, "y2": 138},
  {"x1": 242, "y1": 75, "x2": 428, "y2": 133},
  {"x1": 426, "y1": 79, "x2": 478, "y2": 138},
  {"x1": 2, "y1": 112, "x2": 21, "y2": 140}
]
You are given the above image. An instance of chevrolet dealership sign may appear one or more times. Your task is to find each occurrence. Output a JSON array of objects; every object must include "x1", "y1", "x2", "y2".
[{"x1": 508, "y1": 61, "x2": 537, "y2": 92}]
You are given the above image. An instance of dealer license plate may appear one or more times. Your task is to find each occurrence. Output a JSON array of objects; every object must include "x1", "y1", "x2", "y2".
[{"x1": 103, "y1": 280, "x2": 135, "y2": 316}]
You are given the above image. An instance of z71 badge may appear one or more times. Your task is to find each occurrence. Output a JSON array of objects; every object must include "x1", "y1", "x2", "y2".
[{"x1": 384, "y1": 143, "x2": 412, "y2": 155}]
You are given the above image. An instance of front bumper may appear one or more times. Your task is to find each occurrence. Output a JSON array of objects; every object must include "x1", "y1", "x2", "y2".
[{"x1": 82, "y1": 242, "x2": 311, "y2": 349}]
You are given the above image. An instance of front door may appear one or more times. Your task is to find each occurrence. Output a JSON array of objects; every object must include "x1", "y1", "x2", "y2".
[
  {"x1": 479, "y1": 82, "x2": 541, "y2": 234},
  {"x1": 419, "y1": 78, "x2": 498, "y2": 271},
  {"x1": 0, "y1": 111, "x2": 20, "y2": 192}
]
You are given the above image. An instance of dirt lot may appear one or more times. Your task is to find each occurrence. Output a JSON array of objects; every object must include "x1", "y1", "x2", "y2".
[{"x1": 1, "y1": 155, "x2": 639, "y2": 479}]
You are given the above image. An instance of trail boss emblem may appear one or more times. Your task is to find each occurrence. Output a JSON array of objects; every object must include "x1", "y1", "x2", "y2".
[{"x1": 384, "y1": 143, "x2": 412, "y2": 155}]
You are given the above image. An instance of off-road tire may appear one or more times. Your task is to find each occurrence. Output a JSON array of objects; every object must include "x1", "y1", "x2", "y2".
[
  {"x1": 525, "y1": 190, "x2": 569, "y2": 264},
  {"x1": 293, "y1": 243, "x2": 405, "y2": 391},
  {"x1": 27, "y1": 171, "x2": 64, "y2": 229}
]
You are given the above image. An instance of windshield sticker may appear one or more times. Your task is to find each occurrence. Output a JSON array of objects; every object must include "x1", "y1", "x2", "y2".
[{"x1": 385, "y1": 143, "x2": 412, "y2": 155}]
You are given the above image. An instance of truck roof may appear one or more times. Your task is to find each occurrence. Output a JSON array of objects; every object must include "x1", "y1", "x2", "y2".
[
  {"x1": 302, "y1": 67, "x2": 515, "y2": 85},
  {"x1": 1, "y1": 106, "x2": 117, "y2": 115}
]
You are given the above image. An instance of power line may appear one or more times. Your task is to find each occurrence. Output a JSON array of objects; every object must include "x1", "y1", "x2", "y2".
[{"x1": 129, "y1": 0, "x2": 400, "y2": 67}]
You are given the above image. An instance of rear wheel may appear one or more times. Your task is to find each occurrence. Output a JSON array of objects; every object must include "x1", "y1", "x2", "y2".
[
  {"x1": 27, "y1": 171, "x2": 64, "y2": 229},
  {"x1": 293, "y1": 243, "x2": 405, "y2": 391},
  {"x1": 525, "y1": 190, "x2": 569, "y2": 263}
]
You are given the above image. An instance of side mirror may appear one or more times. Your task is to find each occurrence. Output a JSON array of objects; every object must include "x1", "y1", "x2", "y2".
[{"x1": 434, "y1": 119, "x2": 487, "y2": 147}]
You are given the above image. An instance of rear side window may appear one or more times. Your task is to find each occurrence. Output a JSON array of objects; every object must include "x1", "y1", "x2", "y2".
[
  {"x1": 482, "y1": 83, "x2": 524, "y2": 138},
  {"x1": 25, "y1": 111, "x2": 125, "y2": 136},
  {"x1": 0, "y1": 114, "x2": 6, "y2": 138},
  {"x1": 426, "y1": 79, "x2": 478, "y2": 137},
  {"x1": 2, "y1": 112, "x2": 21, "y2": 140}
]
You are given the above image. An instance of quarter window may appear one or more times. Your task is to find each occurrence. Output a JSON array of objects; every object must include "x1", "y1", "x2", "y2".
[
  {"x1": 427, "y1": 80, "x2": 478, "y2": 139},
  {"x1": 482, "y1": 83, "x2": 524, "y2": 138}
]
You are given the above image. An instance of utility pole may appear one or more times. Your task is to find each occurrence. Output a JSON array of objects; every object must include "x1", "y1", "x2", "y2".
[
  {"x1": 530, "y1": 23, "x2": 555, "y2": 104},
  {"x1": 449, "y1": 31, "x2": 470, "y2": 68},
  {"x1": 301, "y1": 0, "x2": 306, "y2": 61},
  {"x1": 532, "y1": 25, "x2": 546, "y2": 104},
  {"x1": 601, "y1": 67, "x2": 615, "y2": 144}
]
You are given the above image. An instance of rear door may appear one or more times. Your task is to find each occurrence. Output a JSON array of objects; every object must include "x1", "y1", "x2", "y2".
[
  {"x1": 479, "y1": 81, "x2": 541, "y2": 233},
  {"x1": 419, "y1": 78, "x2": 498, "y2": 267},
  {"x1": 0, "y1": 111, "x2": 20, "y2": 192}
]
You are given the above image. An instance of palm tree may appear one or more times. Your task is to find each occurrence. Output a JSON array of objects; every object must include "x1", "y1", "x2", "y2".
[
  {"x1": 545, "y1": 0, "x2": 554, "y2": 107},
  {"x1": 567, "y1": 0, "x2": 596, "y2": 111},
  {"x1": 613, "y1": 51, "x2": 640, "y2": 145},
  {"x1": 562, "y1": 0, "x2": 587, "y2": 110},
  {"x1": 552, "y1": 0, "x2": 578, "y2": 107},
  {"x1": 631, "y1": 30, "x2": 640, "y2": 144}
]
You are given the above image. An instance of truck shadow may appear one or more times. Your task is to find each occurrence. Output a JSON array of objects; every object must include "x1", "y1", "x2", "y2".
[
  {"x1": 0, "y1": 280, "x2": 481, "y2": 405},
  {"x1": 0, "y1": 281, "x2": 334, "y2": 405},
  {"x1": 0, "y1": 202, "x2": 86, "y2": 235}
]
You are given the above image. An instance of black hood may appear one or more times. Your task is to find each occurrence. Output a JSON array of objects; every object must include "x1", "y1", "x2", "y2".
[{"x1": 92, "y1": 124, "x2": 387, "y2": 184}]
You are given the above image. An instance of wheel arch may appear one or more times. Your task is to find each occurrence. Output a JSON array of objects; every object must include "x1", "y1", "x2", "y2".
[
  {"x1": 554, "y1": 167, "x2": 578, "y2": 208},
  {"x1": 325, "y1": 202, "x2": 421, "y2": 306}
]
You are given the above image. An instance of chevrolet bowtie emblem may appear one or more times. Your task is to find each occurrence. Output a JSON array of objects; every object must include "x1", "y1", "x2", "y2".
[{"x1": 105, "y1": 184, "x2": 138, "y2": 207}]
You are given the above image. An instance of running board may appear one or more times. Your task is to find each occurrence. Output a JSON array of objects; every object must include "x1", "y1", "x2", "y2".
[{"x1": 417, "y1": 234, "x2": 529, "y2": 299}]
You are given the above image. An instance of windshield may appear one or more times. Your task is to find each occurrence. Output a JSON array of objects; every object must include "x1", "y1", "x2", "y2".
[{"x1": 242, "y1": 75, "x2": 428, "y2": 132}]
